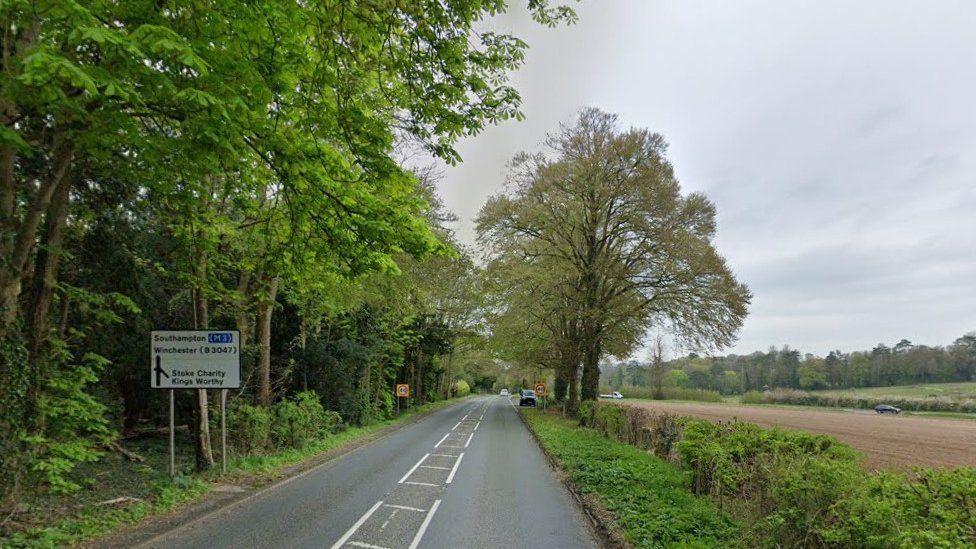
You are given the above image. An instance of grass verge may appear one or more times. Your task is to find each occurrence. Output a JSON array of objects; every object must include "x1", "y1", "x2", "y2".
[
  {"x1": 521, "y1": 408, "x2": 738, "y2": 548},
  {"x1": 2, "y1": 398, "x2": 465, "y2": 548}
]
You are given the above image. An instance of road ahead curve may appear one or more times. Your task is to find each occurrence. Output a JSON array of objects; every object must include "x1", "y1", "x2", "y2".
[{"x1": 140, "y1": 396, "x2": 597, "y2": 549}]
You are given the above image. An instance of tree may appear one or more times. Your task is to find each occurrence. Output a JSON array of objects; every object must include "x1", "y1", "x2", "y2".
[{"x1": 478, "y1": 108, "x2": 751, "y2": 404}]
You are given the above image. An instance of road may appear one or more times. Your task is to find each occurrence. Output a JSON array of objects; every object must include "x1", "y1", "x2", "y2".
[
  {"x1": 139, "y1": 396, "x2": 597, "y2": 549},
  {"x1": 626, "y1": 399, "x2": 976, "y2": 470}
]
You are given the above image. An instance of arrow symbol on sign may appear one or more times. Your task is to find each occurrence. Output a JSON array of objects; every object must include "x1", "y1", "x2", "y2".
[{"x1": 155, "y1": 356, "x2": 169, "y2": 386}]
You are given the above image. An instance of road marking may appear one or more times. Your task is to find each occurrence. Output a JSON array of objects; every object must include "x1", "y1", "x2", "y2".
[
  {"x1": 464, "y1": 432, "x2": 474, "y2": 448},
  {"x1": 404, "y1": 481, "x2": 439, "y2": 487},
  {"x1": 407, "y1": 499, "x2": 441, "y2": 549},
  {"x1": 473, "y1": 421, "x2": 480, "y2": 431},
  {"x1": 330, "y1": 500, "x2": 384, "y2": 549},
  {"x1": 434, "y1": 433, "x2": 450, "y2": 448},
  {"x1": 420, "y1": 465, "x2": 450, "y2": 470},
  {"x1": 451, "y1": 421, "x2": 461, "y2": 431},
  {"x1": 430, "y1": 453, "x2": 456, "y2": 457},
  {"x1": 380, "y1": 508, "x2": 398, "y2": 529},
  {"x1": 346, "y1": 542, "x2": 390, "y2": 549},
  {"x1": 445, "y1": 452, "x2": 464, "y2": 484},
  {"x1": 383, "y1": 503, "x2": 426, "y2": 512},
  {"x1": 398, "y1": 453, "x2": 429, "y2": 484}
]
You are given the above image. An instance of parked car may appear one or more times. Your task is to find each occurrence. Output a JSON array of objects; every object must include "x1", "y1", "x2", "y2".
[
  {"x1": 499, "y1": 389, "x2": 510, "y2": 396},
  {"x1": 599, "y1": 391, "x2": 624, "y2": 399},
  {"x1": 874, "y1": 404, "x2": 902, "y2": 414},
  {"x1": 519, "y1": 389, "x2": 537, "y2": 407}
]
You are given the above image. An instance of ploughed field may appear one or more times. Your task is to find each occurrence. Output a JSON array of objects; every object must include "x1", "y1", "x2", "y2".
[{"x1": 625, "y1": 400, "x2": 976, "y2": 470}]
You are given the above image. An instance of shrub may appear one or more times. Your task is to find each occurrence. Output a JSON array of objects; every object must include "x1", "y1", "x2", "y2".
[
  {"x1": 573, "y1": 400, "x2": 976, "y2": 548},
  {"x1": 452, "y1": 379, "x2": 471, "y2": 397},
  {"x1": 270, "y1": 392, "x2": 342, "y2": 449},
  {"x1": 599, "y1": 385, "x2": 723, "y2": 402},
  {"x1": 526, "y1": 410, "x2": 738, "y2": 547},
  {"x1": 744, "y1": 388, "x2": 976, "y2": 414},
  {"x1": 226, "y1": 402, "x2": 272, "y2": 454}
]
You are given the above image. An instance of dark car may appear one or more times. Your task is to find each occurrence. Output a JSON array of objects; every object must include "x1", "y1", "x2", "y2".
[
  {"x1": 874, "y1": 404, "x2": 901, "y2": 414},
  {"x1": 519, "y1": 389, "x2": 537, "y2": 407}
]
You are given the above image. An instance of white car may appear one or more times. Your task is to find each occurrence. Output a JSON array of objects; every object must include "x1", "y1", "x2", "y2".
[
  {"x1": 599, "y1": 391, "x2": 624, "y2": 399},
  {"x1": 499, "y1": 389, "x2": 510, "y2": 396}
]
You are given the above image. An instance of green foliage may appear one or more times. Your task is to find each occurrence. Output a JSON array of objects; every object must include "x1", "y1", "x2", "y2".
[
  {"x1": 270, "y1": 392, "x2": 343, "y2": 449},
  {"x1": 452, "y1": 379, "x2": 471, "y2": 397},
  {"x1": 744, "y1": 388, "x2": 976, "y2": 413},
  {"x1": 574, "y1": 401, "x2": 976, "y2": 548},
  {"x1": 226, "y1": 402, "x2": 272, "y2": 455},
  {"x1": 0, "y1": 330, "x2": 31, "y2": 499},
  {"x1": 24, "y1": 348, "x2": 112, "y2": 494},
  {"x1": 603, "y1": 385, "x2": 723, "y2": 402},
  {"x1": 525, "y1": 409, "x2": 739, "y2": 548}
]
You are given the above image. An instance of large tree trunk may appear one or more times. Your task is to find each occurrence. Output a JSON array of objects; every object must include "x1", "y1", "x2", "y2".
[
  {"x1": 192, "y1": 251, "x2": 215, "y2": 471},
  {"x1": 21, "y1": 174, "x2": 72, "y2": 433},
  {"x1": 255, "y1": 276, "x2": 278, "y2": 407},
  {"x1": 25, "y1": 175, "x2": 71, "y2": 361},
  {"x1": 0, "y1": 135, "x2": 72, "y2": 337},
  {"x1": 580, "y1": 337, "x2": 601, "y2": 401},
  {"x1": 566, "y1": 362, "x2": 580, "y2": 415},
  {"x1": 554, "y1": 366, "x2": 569, "y2": 403}
]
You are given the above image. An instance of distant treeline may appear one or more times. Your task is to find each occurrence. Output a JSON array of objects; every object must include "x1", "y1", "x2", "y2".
[{"x1": 603, "y1": 334, "x2": 976, "y2": 394}]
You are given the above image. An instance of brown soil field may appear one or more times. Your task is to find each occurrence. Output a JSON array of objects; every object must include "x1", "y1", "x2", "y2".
[{"x1": 623, "y1": 400, "x2": 976, "y2": 470}]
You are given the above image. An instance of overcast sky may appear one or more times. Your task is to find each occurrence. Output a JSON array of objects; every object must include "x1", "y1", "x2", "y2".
[{"x1": 434, "y1": 0, "x2": 976, "y2": 357}]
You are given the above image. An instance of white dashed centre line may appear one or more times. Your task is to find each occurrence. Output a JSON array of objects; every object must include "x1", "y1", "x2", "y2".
[
  {"x1": 332, "y1": 398, "x2": 495, "y2": 548},
  {"x1": 346, "y1": 542, "x2": 390, "y2": 549}
]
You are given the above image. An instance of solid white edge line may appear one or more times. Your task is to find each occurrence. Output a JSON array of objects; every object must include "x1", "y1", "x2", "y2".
[
  {"x1": 330, "y1": 500, "x2": 384, "y2": 549},
  {"x1": 407, "y1": 499, "x2": 441, "y2": 549},
  {"x1": 445, "y1": 452, "x2": 464, "y2": 484},
  {"x1": 398, "y1": 453, "x2": 429, "y2": 484},
  {"x1": 464, "y1": 432, "x2": 474, "y2": 448},
  {"x1": 434, "y1": 432, "x2": 450, "y2": 448}
]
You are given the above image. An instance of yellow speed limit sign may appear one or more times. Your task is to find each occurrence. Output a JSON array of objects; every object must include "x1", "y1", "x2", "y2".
[
  {"x1": 534, "y1": 382, "x2": 547, "y2": 397},
  {"x1": 396, "y1": 384, "x2": 410, "y2": 398}
]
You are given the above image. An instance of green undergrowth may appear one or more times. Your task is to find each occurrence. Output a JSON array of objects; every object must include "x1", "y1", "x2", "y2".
[
  {"x1": 522, "y1": 409, "x2": 738, "y2": 548},
  {"x1": 3, "y1": 397, "x2": 466, "y2": 548},
  {"x1": 575, "y1": 400, "x2": 976, "y2": 548}
]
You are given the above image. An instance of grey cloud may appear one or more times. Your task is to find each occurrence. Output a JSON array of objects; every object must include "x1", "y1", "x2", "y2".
[{"x1": 434, "y1": 0, "x2": 976, "y2": 355}]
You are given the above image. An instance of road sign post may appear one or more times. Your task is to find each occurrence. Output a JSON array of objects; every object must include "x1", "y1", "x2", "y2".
[
  {"x1": 534, "y1": 382, "x2": 548, "y2": 409},
  {"x1": 396, "y1": 384, "x2": 410, "y2": 415},
  {"x1": 152, "y1": 330, "x2": 241, "y2": 478},
  {"x1": 169, "y1": 389, "x2": 175, "y2": 477},
  {"x1": 220, "y1": 388, "x2": 228, "y2": 474}
]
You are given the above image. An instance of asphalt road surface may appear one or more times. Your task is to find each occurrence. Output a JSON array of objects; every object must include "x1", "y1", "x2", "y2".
[{"x1": 139, "y1": 396, "x2": 597, "y2": 549}]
